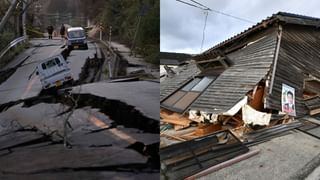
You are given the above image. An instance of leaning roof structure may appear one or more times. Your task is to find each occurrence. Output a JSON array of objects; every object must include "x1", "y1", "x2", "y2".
[
  {"x1": 193, "y1": 12, "x2": 320, "y2": 60},
  {"x1": 161, "y1": 12, "x2": 320, "y2": 117}
]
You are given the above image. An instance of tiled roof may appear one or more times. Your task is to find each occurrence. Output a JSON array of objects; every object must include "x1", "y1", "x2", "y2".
[{"x1": 194, "y1": 12, "x2": 320, "y2": 60}]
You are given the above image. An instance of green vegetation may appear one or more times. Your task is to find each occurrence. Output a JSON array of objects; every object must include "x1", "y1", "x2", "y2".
[
  {"x1": 0, "y1": 1, "x2": 14, "y2": 50},
  {"x1": 27, "y1": 26, "x2": 45, "y2": 38},
  {"x1": 0, "y1": 0, "x2": 9, "y2": 17},
  {"x1": 0, "y1": 43, "x2": 28, "y2": 68},
  {"x1": 0, "y1": 1, "x2": 28, "y2": 68},
  {"x1": 0, "y1": 31, "x2": 15, "y2": 50},
  {"x1": 80, "y1": 0, "x2": 159, "y2": 64}
]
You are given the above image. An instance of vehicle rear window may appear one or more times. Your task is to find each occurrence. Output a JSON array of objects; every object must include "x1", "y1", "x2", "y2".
[
  {"x1": 41, "y1": 59, "x2": 58, "y2": 70},
  {"x1": 68, "y1": 30, "x2": 85, "y2": 38}
]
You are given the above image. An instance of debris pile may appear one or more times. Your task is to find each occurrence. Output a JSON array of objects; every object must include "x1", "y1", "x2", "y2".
[{"x1": 160, "y1": 81, "x2": 296, "y2": 148}]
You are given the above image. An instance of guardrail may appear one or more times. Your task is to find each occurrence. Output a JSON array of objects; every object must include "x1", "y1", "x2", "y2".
[
  {"x1": 99, "y1": 39, "x2": 118, "y2": 78},
  {"x1": 0, "y1": 36, "x2": 27, "y2": 60}
]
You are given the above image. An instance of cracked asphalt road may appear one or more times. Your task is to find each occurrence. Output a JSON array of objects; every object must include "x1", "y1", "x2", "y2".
[{"x1": 0, "y1": 38, "x2": 160, "y2": 179}]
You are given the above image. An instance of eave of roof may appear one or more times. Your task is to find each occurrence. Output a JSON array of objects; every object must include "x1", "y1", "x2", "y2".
[{"x1": 193, "y1": 12, "x2": 320, "y2": 60}]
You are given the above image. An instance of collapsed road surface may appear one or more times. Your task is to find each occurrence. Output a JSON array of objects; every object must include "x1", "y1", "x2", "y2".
[{"x1": 0, "y1": 38, "x2": 160, "y2": 179}]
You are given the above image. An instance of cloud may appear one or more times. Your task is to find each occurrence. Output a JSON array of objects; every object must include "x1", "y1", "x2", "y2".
[{"x1": 161, "y1": 0, "x2": 320, "y2": 54}]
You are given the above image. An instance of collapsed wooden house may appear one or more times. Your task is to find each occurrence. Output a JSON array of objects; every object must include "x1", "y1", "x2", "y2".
[{"x1": 160, "y1": 12, "x2": 320, "y2": 179}]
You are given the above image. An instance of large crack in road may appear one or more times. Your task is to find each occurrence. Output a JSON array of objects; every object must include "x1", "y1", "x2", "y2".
[{"x1": 0, "y1": 41, "x2": 159, "y2": 178}]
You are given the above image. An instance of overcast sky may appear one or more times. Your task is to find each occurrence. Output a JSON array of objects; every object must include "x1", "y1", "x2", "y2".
[{"x1": 160, "y1": 0, "x2": 320, "y2": 54}]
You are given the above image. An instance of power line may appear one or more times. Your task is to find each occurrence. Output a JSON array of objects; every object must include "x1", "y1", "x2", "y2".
[
  {"x1": 176, "y1": 0, "x2": 255, "y2": 24},
  {"x1": 189, "y1": 0, "x2": 210, "y2": 10},
  {"x1": 209, "y1": 8, "x2": 255, "y2": 24},
  {"x1": 176, "y1": 0, "x2": 207, "y2": 10},
  {"x1": 176, "y1": 0, "x2": 255, "y2": 53}
]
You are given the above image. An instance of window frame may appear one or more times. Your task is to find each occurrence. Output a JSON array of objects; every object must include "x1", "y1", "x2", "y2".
[{"x1": 161, "y1": 76, "x2": 215, "y2": 113}]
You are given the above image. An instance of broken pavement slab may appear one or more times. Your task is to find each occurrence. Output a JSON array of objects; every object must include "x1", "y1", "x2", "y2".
[
  {"x1": 0, "y1": 171, "x2": 159, "y2": 180},
  {"x1": 109, "y1": 41, "x2": 159, "y2": 79},
  {"x1": 0, "y1": 101, "x2": 159, "y2": 148},
  {"x1": 0, "y1": 130, "x2": 46, "y2": 151},
  {"x1": 0, "y1": 145, "x2": 147, "y2": 174},
  {"x1": 72, "y1": 81, "x2": 159, "y2": 121}
]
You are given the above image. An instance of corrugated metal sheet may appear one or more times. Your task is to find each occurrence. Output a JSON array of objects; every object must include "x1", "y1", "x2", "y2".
[
  {"x1": 266, "y1": 24, "x2": 319, "y2": 117},
  {"x1": 160, "y1": 63, "x2": 200, "y2": 101},
  {"x1": 190, "y1": 31, "x2": 278, "y2": 113}
]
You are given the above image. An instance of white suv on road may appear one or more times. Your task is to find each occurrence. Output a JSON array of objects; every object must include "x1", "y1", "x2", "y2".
[
  {"x1": 36, "y1": 55, "x2": 73, "y2": 89},
  {"x1": 66, "y1": 27, "x2": 88, "y2": 50}
]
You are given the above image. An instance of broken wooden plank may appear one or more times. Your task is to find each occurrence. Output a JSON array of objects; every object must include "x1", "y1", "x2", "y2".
[
  {"x1": 194, "y1": 124, "x2": 222, "y2": 136},
  {"x1": 161, "y1": 118, "x2": 191, "y2": 126},
  {"x1": 221, "y1": 116, "x2": 232, "y2": 125},
  {"x1": 180, "y1": 132, "x2": 198, "y2": 141},
  {"x1": 174, "y1": 124, "x2": 188, "y2": 131},
  {"x1": 160, "y1": 132, "x2": 186, "y2": 142},
  {"x1": 160, "y1": 130, "x2": 248, "y2": 180},
  {"x1": 309, "y1": 108, "x2": 320, "y2": 116},
  {"x1": 160, "y1": 110, "x2": 192, "y2": 126},
  {"x1": 195, "y1": 56, "x2": 224, "y2": 64},
  {"x1": 302, "y1": 117, "x2": 320, "y2": 126}
]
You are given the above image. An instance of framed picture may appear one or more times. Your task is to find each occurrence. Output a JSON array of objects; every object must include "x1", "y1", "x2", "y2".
[{"x1": 281, "y1": 83, "x2": 296, "y2": 116}]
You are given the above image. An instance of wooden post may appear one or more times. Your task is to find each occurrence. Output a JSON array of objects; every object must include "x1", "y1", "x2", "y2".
[{"x1": 269, "y1": 25, "x2": 282, "y2": 94}]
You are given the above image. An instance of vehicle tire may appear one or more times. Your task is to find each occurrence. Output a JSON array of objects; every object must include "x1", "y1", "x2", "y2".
[{"x1": 84, "y1": 43, "x2": 88, "y2": 50}]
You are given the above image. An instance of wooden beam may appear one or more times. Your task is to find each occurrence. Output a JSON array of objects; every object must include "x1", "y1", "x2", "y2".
[
  {"x1": 160, "y1": 132, "x2": 186, "y2": 141},
  {"x1": 269, "y1": 25, "x2": 283, "y2": 94},
  {"x1": 161, "y1": 118, "x2": 191, "y2": 126},
  {"x1": 309, "y1": 108, "x2": 320, "y2": 116},
  {"x1": 160, "y1": 110, "x2": 192, "y2": 126},
  {"x1": 219, "y1": 58, "x2": 229, "y2": 68},
  {"x1": 195, "y1": 56, "x2": 225, "y2": 64},
  {"x1": 195, "y1": 124, "x2": 222, "y2": 136},
  {"x1": 303, "y1": 117, "x2": 320, "y2": 125}
]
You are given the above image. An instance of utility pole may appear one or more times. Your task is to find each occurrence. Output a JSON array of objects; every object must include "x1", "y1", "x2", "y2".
[
  {"x1": 0, "y1": 0, "x2": 19, "y2": 32},
  {"x1": 130, "y1": 15, "x2": 141, "y2": 55}
]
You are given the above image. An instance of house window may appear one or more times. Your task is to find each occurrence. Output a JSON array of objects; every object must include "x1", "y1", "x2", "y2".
[{"x1": 161, "y1": 76, "x2": 215, "y2": 112}]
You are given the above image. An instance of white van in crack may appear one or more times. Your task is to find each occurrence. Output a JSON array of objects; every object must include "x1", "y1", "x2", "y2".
[
  {"x1": 36, "y1": 55, "x2": 73, "y2": 89},
  {"x1": 66, "y1": 27, "x2": 88, "y2": 50}
]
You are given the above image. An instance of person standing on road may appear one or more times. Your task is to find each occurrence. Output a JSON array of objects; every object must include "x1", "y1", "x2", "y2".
[
  {"x1": 60, "y1": 24, "x2": 66, "y2": 39},
  {"x1": 47, "y1": 25, "x2": 54, "y2": 39}
]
